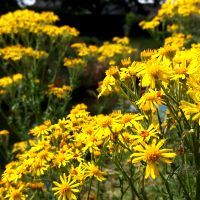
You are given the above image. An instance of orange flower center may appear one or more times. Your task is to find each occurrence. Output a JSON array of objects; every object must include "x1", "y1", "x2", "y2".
[
  {"x1": 100, "y1": 117, "x2": 112, "y2": 128},
  {"x1": 146, "y1": 93, "x2": 157, "y2": 101},
  {"x1": 61, "y1": 183, "x2": 71, "y2": 194},
  {"x1": 140, "y1": 130, "x2": 149, "y2": 138},
  {"x1": 91, "y1": 166, "x2": 101, "y2": 176},
  {"x1": 13, "y1": 191, "x2": 21, "y2": 199},
  {"x1": 39, "y1": 125, "x2": 48, "y2": 131},
  {"x1": 122, "y1": 114, "x2": 132, "y2": 124},
  {"x1": 146, "y1": 149, "x2": 160, "y2": 162},
  {"x1": 71, "y1": 169, "x2": 78, "y2": 175},
  {"x1": 175, "y1": 66, "x2": 187, "y2": 74}
]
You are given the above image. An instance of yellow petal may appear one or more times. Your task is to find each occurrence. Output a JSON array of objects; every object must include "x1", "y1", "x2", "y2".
[{"x1": 145, "y1": 164, "x2": 151, "y2": 179}]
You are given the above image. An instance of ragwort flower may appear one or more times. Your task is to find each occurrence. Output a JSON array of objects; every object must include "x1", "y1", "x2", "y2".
[
  {"x1": 53, "y1": 174, "x2": 80, "y2": 200},
  {"x1": 131, "y1": 139, "x2": 176, "y2": 179}
]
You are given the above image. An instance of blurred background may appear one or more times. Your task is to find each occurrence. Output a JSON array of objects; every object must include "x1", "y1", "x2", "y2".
[{"x1": 0, "y1": 0, "x2": 164, "y2": 40}]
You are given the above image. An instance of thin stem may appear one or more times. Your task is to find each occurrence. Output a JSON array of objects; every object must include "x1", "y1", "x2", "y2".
[
  {"x1": 120, "y1": 185, "x2": 130, "y2": 200},
  {"x1": 156, "y1": 107, "x2": 164, "y2": 136},
  {"x1": 114, "y1": 154, "x2": 143, "y2": 200},
  {"x1": 165, "y1": 100, "x2": 182, "y2": 136},
  {"x1": 160, "y1": 172, "x2": 173, "y2": 200},
  {"x1": 176, "y1": 174, "x2": 192, "y2": 200},
  {"x1": 87, "y1": 177, "x2": 93, "y2": 200},
  {"x1": 141, "y1": 167, "x2": 148, "y2": 200},
  {"x1": 161, "y1": 83, "x2": 190, "y2": 129},
  {"x1": 96, "y1": 180, "x2": 100, "y2": 200},
  {"x1": 193, "y1": 125, "x2": 200, "y2": 200}
]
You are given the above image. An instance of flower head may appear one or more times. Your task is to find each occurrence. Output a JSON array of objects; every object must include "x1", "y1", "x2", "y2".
[
  {"x1": 131, "y1": 139, "x2": 176, "y2": 179},
  {"x1": 53, "y1": 173, "x2": 80, "y2": 200}
]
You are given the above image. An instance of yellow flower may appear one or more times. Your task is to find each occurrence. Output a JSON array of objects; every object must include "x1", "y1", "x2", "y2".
[
  {"x1": 157, "y1": 45, "x2": 177, "y2": 59},
  {"x1": 164, "y1": 33, "x2": 190, "y2": 49},
  {"x1": 112, "y1": 36, "x2": 130, "y2": 45},
  {"x1": 97, "y1": 40, "x2": 135, "y2": 62},
  {"x1": 0, "y1": 10, "x2": 59, "y2": 35},
  {"x1": 47, "y1": 84, "x2": 72, "y2": 98},
  {"x1": 121, "y1": 57, "x2": 131, "y2": 66},
  {"x1": 69, "y1": 163, "x2": 86, "y2": 185},
  {"x1": 53, "y1": 149, "x2": 73, "y2": 168},
  {"x1": 53, "y1": 174, "x2": 80, "y2": 200},
  {"x1": 139, "y1": 0, "x2": 200, "y2": 31},
  {"x1": 120, "y1": 113, "x2": 143, "y2": 129},
  {"x1": 140, "y1": 58, "x2": 171, "y2": 88},
  {"x1": 119, "y1": 61, "x2": 145, "y2": 81},
  {"x1": 71, "y1": 43, "x2": 97, "y2": 57},
  {"x1": 28, "y1": 182, "x2": 45, "y2": 191},
  {"x1": 63, "y1": 58, "x2": 85, "y2": 68},
  {"x1": 109, "y1": 60, "x2": 116, "y2": 65},
  {"x1": 98, "y1": 75, "x2": 116, "y2": 98},
  {"x1": 5, "y1": 185, "x2": 26, "y2": 200},
  {"x1": 180, "y1": 101, "x2": 200, "y2": 125},
  {"x1": 0, "y1": 130, "x2": 9, "y2": 135},
  {"x1": 139, "y1": 17, "x2": 160, "y2": 30},
  {"x1": 30, "y1": 160, "x2": 49, "y2": 176},
  {"x1": 81, "y1": 133, "x2": 102, "y2": 155},
  {"x1": 39, "y1": 25, "x2": 79, "y2": 37},
  {"x1": 132, "y1": 124, "x2": 159, "y2": 143},
  {"x1": 167, "y1": 24, "x2": 179, "y2": 32},
  {"x1": 137, "y1": 89, "x2": 165, "y2": 111},
  {"x1": 105, "y1": 66, "x2": 119, "y2": 77},
  {"x1": 140, "y1": 49, "x2": 155, "y2": 61},
  {"x1": 83, "y1": 162, "x2": 106, "y2": 182},
  {"x1": 29, "y1": 120, "x2": 52, "y2": 138},
  {"x1": 0, "y1": 74, "x2": 23, "y2": 88},
  {"x1": 131, "y1": 139, "x2": 176, "y2": 179},
  {"x1": 0, "y1": 45, "x2": 48, "y2": 61}
]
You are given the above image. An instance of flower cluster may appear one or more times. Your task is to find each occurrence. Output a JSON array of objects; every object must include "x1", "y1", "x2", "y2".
[
  {"x1": 0, "y1": 5, "x2": 200, "y2": 200},
  {"x1": 64, "y1": 57, "x2": 86, "y2": 68},
  {"x1": 47, "y1": 84, "x2": 72, "y2": 98},
  {"x1": 0, "y1": 73, "x2": 23, "y2": 94},
  {"x1": 0, "y1": 102, "x2": 176, "y2": 199},
  {"x1": 0, "y1": 45, "x2": 48, "y2": 61},
  {"x1": 71, "y1": 36, "x2": 135, "y2": 64},
  {"x1": 0, "y1": 9, "x2": 59, "y2": 35},
  {"x1": 139, "y1": 0, "x2": 200, "y2": 30}
]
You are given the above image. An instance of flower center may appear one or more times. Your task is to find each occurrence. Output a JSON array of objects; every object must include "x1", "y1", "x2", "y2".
[
  {"x1": 146, "y1": 93, "x2": 157, "y2": 101},
  {"x1": 91, "y1": 166, "x2": 101, "y2": 176},
  {"x1": 146, "y1": 148, "x2": 160, "y2": 162},
  {"x1": 13, "y1": 191, "x2": 20, "y2": 199},
  {"x1": 61, "y1": 183, "x2": 71, "y2": 194},
  {"x1": 140, "y1": 130, "x2": 149, "y2": 138},
  {"x1": 175, "y1": 66, "x2": 187, "y2": 74},
  {"x1": 100, "y1": 117, "x2": 112, "y2": 128},
  {"x1": 122, "y1": 114, "x2": 132, "y2": 124}
]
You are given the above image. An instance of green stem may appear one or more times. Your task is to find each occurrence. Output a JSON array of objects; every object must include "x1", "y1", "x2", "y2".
[
  {"x1": 176, "y1": 174, "x2": 192, "y2": 200},
  {"x1": 141, "y1": 167, "x2": 148, "y2": 200},
  {"x1": 120, "y1": 185, "x2": 130, "y2": 200},
  {"x1": 194, "y1": 125, "x2": 200, "y2": 200},
  {"x1": 114, "y1": 154, "x2": 143, "y2": 200},
  {"x1": 160, "y1": 172, "x2": 173, "y2": 200},
  {"x1": 87, "y1": 177, "x2": 93, "y2": 200},
  {"x1": 184, "y1": 153, "x2": 191, "y2": 196},
  {"x1": 161, "y1": 83, "x2": 190, "y2": 129},
  {"x1": 96, "y1": 180, "x2": 100, "y2": 200},
  {"x1": 156, "y1": 107, "x2": 164, "y2": 136},
  {"x1": 165, "y1": 100, "x2": 182, "y2": 136}
]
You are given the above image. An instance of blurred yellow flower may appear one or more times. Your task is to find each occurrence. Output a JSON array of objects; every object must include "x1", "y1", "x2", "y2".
[{"x1": 0, "y1": 130, "x2": 9, "y2": 135}]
